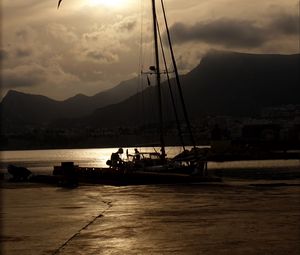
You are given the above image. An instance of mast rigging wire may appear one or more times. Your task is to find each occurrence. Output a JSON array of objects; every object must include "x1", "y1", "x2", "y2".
[
  {"x1": 156, "y1": 19, "x2": 186, "y2": 151},
  {"x1": 160, "y1": 0, "x2": 196, "y2": 149}
]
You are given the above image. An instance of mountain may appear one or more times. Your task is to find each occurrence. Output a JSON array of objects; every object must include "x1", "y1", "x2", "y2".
[
  {"x1": 182, "y1": 51, "x2": 300, "y2": 117},
  {"x1": 1, "y1": 51, "x2": 299, "y2": 131},
  {"x1": 0, "y1": 76, "x2": 140, "y2": 129},
  {"x1": 62, "y1": 51, "x2": 300, "y2": 128},
  {"x1": 0, "y1": 90, "x2": 62, "y2": 127},
  {"x1": 61, "y1": 76, "x2": 141, "y2": 116}
]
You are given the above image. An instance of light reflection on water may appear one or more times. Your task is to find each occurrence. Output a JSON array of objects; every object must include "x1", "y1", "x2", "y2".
[
  {"x1": 0, "y1": 147, "x2": 190, "y2": 174},
  {"x1": 0, "y1": 147, "x2": 299, "y2": 175}
]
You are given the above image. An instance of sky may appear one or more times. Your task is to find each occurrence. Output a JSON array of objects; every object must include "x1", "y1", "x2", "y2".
[{"x1": 1, "y1": 0, "x2": 299, "y2": 100}]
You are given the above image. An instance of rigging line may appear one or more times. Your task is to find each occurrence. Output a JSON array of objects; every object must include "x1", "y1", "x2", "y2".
[
  {"x1": 139, "y1": 0, "x2": 144, "y2": 74},
  {"x1": 138, "y1": 0, "x2": 148, "y2": 128},
  {"x1": 152, "y1": 0, "x2": 166, "y2": 160},
  {"x1": 156, "y1": 19, "x2": 186, "y2": 151},
  {"x1": 160, "y1": 0, "x2": 196, "y2": 149},
  {"x1": 140, "y1": 0, "x2": 156, "y2": 128},
  {"x1": 138, "y1": 0, "x2": 143, "y2": 127},
  {"x1": 298, "y1": 0, "x2": 300, "y2": 54}
]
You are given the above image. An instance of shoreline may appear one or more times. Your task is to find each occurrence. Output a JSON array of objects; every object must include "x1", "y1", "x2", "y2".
[{"x1": 1, "y1": 164, "x2": 300, "y2": 188}]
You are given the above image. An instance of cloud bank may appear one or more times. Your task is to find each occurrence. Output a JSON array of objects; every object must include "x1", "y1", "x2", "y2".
[
  {"x1": 168, "y1": 13, "x2": 299, "y2": 49},
  {"x1": 1, "y1": 0, "x2": 298, "y2": 100}
]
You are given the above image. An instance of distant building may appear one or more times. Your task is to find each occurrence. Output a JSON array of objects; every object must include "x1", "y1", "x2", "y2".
[
  {"x1": 261, "y1": 105, "x2": 300, "y2": 119},
  {"x1": 242, "y1": 124, "x2": 281, "y2": 142}
]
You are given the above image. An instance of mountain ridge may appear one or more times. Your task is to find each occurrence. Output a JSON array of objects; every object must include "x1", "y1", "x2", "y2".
[
  {"x1": 65, "y1": 51, "x2": 300, "y2": 128},
  {"x1": 1, "y1": 51, "x2": 299, "y2": 130},
  {"x1": 1, "y1": 76, "x2": 141, "y2": 129}
]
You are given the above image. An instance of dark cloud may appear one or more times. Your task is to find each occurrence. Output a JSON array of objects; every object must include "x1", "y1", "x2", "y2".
[
  {"x1": 86, "y1": 51, "x2": 105, "y2": 60},
  {"x1": 2, "y1": 65, "x2": 45, "y2": 89},
  {"x1": 117, "y1": 19, "x2": 137, "y2": 32},
  {"x1": 168, "y1": 18, "x2": 267, "y2": 48},
  {"x1": 2, "y1": 75, "x2": 41, "y2": 89},
  {"x1": 86, "y1": 50, "x2": 118, "y2": 63},
  {"x1": 16, "y1": 29, "x2": 28, "y2": 40},
  {"x1": 270, "y1": 14, "x2": 299, "y2": 35},
  {"x1": 0, "y1": 49, "x2": 9, "y2": 60},
  {"x1": 15, "y1": 48, "x2": 33, "y2": 58},
  {"x1": 168, "y1": 13, "x2": 298, "y2": 48},
  {"x1": 84, "y1": 34, "x2": 98, "y2": 41}
]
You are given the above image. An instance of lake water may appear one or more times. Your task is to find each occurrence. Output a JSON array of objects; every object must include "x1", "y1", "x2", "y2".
[
  {"x1": 0, "y1": 147, "x2": 194, "y2": 175},
  {"x1": 1, "y1": 147, "x2": 299, "y2": 176},
  {"x1": 1, "y1": 147, "x2": 300, "y2": 255}
]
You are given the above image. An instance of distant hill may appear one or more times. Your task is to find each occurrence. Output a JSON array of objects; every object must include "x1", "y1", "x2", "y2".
[
  {"x1": 1, "y1": 51, "x2": 299, "y2": 130},
  {"x1": 0, "y1": 76, "x2": 140, "y2": 130},
  {"x1": 182, "y1": 51, "x2": 300, "y2": 117},
  {"x1": 60, "y1": 51, "x2": 300, "y2": 128}
]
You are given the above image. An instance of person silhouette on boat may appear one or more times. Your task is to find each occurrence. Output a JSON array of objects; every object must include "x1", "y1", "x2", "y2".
[
  {"x1": 108, "y1": 148, "x2": 124, "y2": 169},
  {"x1": 134, "y1": 148, "x2": 141, "y2": 161}
]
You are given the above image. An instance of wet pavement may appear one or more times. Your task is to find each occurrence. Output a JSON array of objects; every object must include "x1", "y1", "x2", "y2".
[{"x1": 1, "y1": 181, "x2": 300, "y2": 255}]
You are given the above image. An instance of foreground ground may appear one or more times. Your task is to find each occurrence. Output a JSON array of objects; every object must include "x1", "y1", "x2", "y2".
[{"x1": 1, "y1": 180, "x2": 300, "y2": 255}]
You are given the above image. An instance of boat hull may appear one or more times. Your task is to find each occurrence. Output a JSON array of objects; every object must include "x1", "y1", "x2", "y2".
[{"x1": 28, "y1": 164, "x2": 221, "y2": 186}]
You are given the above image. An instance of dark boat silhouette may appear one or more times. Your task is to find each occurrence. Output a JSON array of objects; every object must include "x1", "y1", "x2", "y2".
[
  {"x1": 7, "y1": 165, "x2": 32, "y2": 182},
  {"x1": 45, "y1": 0, "x2": 220, "y2": 186}
]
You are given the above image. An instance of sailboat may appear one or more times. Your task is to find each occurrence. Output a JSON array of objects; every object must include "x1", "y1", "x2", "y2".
[
  {"x1": 116, "y1": 0, "x2": 209, "y2": 174},
  {"x1": 52, "y1": 0, "x2": 219, "y2": 185}
]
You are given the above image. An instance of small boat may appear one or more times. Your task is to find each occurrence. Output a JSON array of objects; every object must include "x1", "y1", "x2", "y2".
[{"x1": 7, "y1": 165, "x2": 32, "y2": 182}]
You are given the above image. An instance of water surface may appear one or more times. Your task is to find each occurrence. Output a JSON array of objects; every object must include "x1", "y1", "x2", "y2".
[{"x1": 1, "y1": 147, "x2": 299, "y2": 176}]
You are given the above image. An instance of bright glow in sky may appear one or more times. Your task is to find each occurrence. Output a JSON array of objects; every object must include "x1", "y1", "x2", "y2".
[{"x1": 88, "y1": 0, "x2": 127, "y2": 8}]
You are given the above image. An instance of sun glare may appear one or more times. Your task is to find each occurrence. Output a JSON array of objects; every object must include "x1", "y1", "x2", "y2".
[{"x1": 88, "y1": 0, "x2": 125, "y2": 8}]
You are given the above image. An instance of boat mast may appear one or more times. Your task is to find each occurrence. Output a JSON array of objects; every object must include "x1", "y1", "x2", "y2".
[
  {"x1": 160, "y1": 0, "x2": 196, "y2": 150},
  {"x1": 157, "y1": 20, "x2": 186, "y2": 151},
  {"x1": 152, "y1": 0, "x2": 166, "y2": 160}
]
